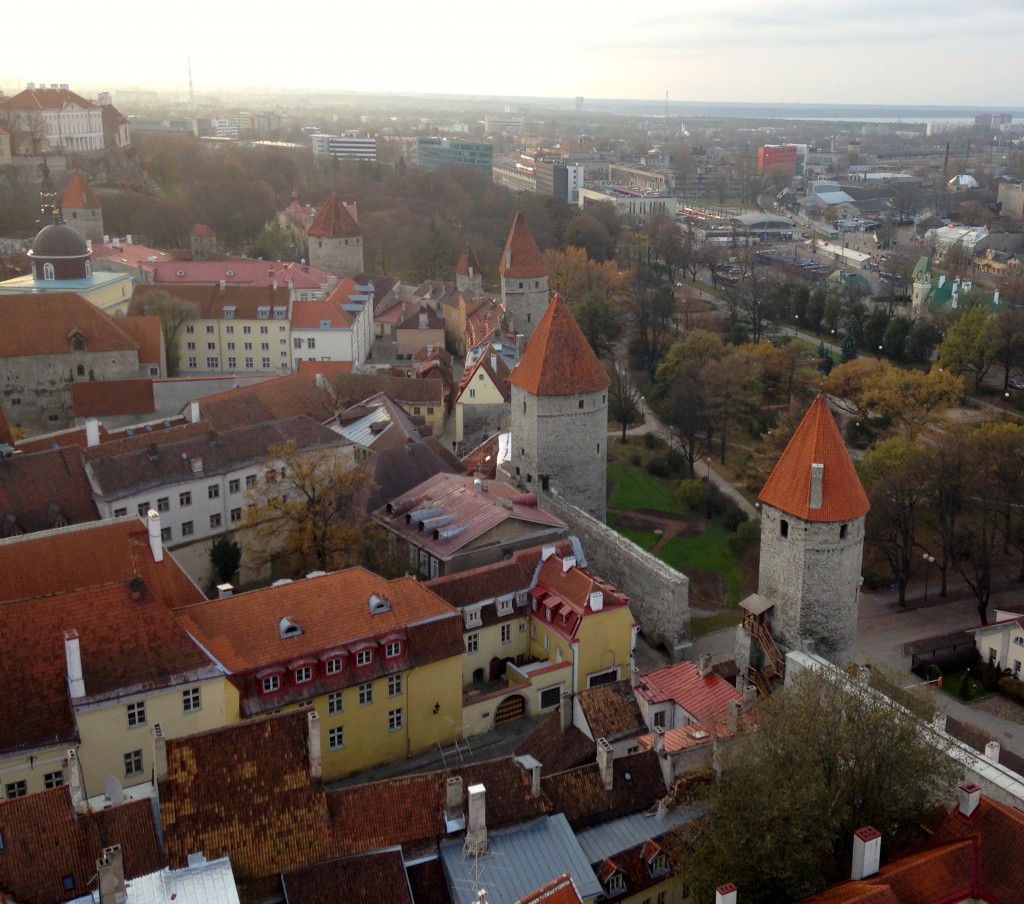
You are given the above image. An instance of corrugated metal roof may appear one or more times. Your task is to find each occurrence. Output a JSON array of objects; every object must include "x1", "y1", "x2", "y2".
[
  {"x1": 576, "y1": 808, "x2": 701, "y2": 863},
  {"x1": 440, "y1": 814, "x2": 601, "y2": 904},
  {"x1": 78, "y1": 856, "x2": 241, "y2": 903}
]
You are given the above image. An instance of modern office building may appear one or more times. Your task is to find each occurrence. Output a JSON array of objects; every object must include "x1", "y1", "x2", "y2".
[{"x1": 416, "y1": 137, "x2": 493, "y2": 174}]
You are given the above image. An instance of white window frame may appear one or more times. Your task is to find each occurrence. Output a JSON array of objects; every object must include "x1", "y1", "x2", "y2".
[
  {"x1": 182, "y1": 687, "x2": 201, "y2": 712},
  {"x1": 328, "y1": 691, "x2": 343, "y2": 715},
  {"x1": 358, "y1": 682, "x2": 373, "y2": 706},
  {"x1": 328, "y1": 725, "x2": 344, "y2": 750},
  {"x1": 388, "y1": 674, "x2": 402, "y2": 697},
  {"x1": 126, "y1": 700, "x2": 146, "y2": 728},
  {"x1": 388, "y1": 708, "x2": 403, "y2": 731},
  {"x1": 262, "y1": 674, "x2": 281, "y2": 694}
]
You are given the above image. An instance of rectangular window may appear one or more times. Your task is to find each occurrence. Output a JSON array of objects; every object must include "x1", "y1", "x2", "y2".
[
  {"x1": 114, "y1": 507, "x2": 127, "y2": 517},
  {"x1": 181, "y1": 521, "x2": 194, "y2": 536},
  {"x1": 328, "y1": 726, "x2": 344, "y2": 750},
  {"x1": 227, "y1": 357, "x2": 236, "y2": 369},
  {"x1": 206, "y1": 356, "x2": 219, "y2": 369},
  {"x1": 466, "y1": 633, "x2": 479, "y2": 654},
  {"x1": 245, "y1": 357, "x2": 254, "y2": 368},
  {"x1": 210, "y1": 513, "x2": 222, "y2": 529},
  {"x1": 137, "y1": 502, "x2": 150, "y2": 517},
  {"x1": 328, "y1": 691, "x2": 343, "y2": 714},
  {"x1": 294, "y1": 338, "x2": 303, "y2": 348},
  {"x1": 5, "y1": 781, "x2": 27, "y2": 800},
  {"x1": 226, "y1": 325, "x2": 234, "y2": 334},
  {"x1": 356, "y1": 649, "x2": 372, "y2": 667},
  {"x1": 183, "y1": 687, "x2": 201, "y2": 712},
  {"x1": 124, "y1": 750, "x2": 143, "y2": 777},
  {"x1": 294, "y1": 665, "x2": 312, "y2": 684},
  {"x1": 539, "y1": 685, "x2": 561, "y2": 709},
  {"x1": 358, "y1": 682, "x2": 373, "y2": 706},
  {"x1": 388, "y1": 708, "x2": 403, "y2": 731},
  {"x1": 243, "y1": 325, "x2": 252, "y2": 334},
  {"x1": 260, "y1": 342, "x2": 269, "y2": 351},
  {"x1": 229, "y1": 478, "x2": 241, "y2": 494},
  {"x1": 653, "y1": 710, "x2": 667, "y2": 728},
  {"x1": 207, "y1": 342, "x2": 216, "y2": 351},
  {"x1": 260, "y1": 326, "x2": 268, "y2": 334},
  {"x1": 157, "y1": 497, "x2": 169, "y2": 513},
  {"x1": 263, "y1": 674, "x2": 280, "y2": 693},
  {"x1": 188, "y1": 357, "x2": 197, "y2": 368},
  {"x1": 308, "y1": 337, "x2": 316, "y2": 349},
  {"x1": 179, "y1": 490, "x2": 192, "y2": 507},
  {"x1": 388, "y1": 674, "x2": 402, "y2": 697},
  {"x1": 186, "y1": 341, "x2": 196, "y2": 350},
  {"x1": 126, "y1": 701, "x2": 146, "y2": 728},
  {"x1": 469, "y1": 388, "x2": 476, "y2": 398},
  {"x1": 205, "y1": 325, "x2": 215, "y2": 334},
  {"x1": 186, "y1": 325, "x2": 195, "y2": 334},
  {"x1": 230, "y1": 508, "x2": 242, "y2": 523},
  {"x1": 385, "y1": 641, "x2": 401, "y2": 658},
  {"x1": 262, "y1": 357, "x2": 271, "y2": 369},
  {"x1": 326, "y1": 657, "x2": 342, "y2": 675},
  {"x1": 44, "y1": 771, "x2": 64, "y2": 789},
  {"x1": 160, "y1": 526, "x2": 172, "y2": 542},
  {"x1": 246, "y1": 474, "x2": 257, "y2": 488},
  {"x1": 501, "y1": 623, "x2": 512, "y2": 644},
  {"x1": 227, "y1": 342, "x2": 235, "y2": 350},
  {"x1": 208, "y1": 484, "x2": 220, "y2": 499}
]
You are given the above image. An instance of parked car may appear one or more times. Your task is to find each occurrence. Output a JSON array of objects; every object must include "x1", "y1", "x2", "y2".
[{"x1": 1009, "y1": 376, "x2": 1024, "y2": 391}]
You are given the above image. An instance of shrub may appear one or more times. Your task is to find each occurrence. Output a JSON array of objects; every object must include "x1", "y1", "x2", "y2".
[
  {"x1": 646, "y1": 456, "x2": 671, "y2": 478},
  {"x1": 983, "y1": 660, "x2": 1003, "y2": 692},
  {"x1": 723, "y1": 507, "x2": 749, "y2": 532},
  {"x1": 998, "y1": 676, "x2": 1024, "y2": 705},
  {"x1": 958, "y1": 674, "x2": 972, "y2": 700},
  {"x1": 629, "y1": 452, "x2": 642, "y2": 467},
  {"x1": 643, "y1": 431, "x2": 659, "y2": 450},
  {"x1": 727, "y1": 519, "x2": 760, "y2": 556},
  {"x1": 676, "y1": 479, "x2": 708, "y2": 513},
  {"x1": 665, "y1": 448, "x2": 687, "y2": 476},
  {"x1": 924, "y1": 664, "x2": 943, "y2": 683}
]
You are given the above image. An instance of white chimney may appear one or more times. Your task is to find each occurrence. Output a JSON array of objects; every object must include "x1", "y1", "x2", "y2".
[
  {"x1": 850, "y1": 826, "x2": 882, "y2": 880},
  {"x1": 630, "y1": 665, "x2": 639, "y2": 689},
  {"x1": 490, "y1": 353, "x2": 497, "y2": 372},
  {"x1": 466, "y1": 783, "x2": 487, "y2": 853},
  {"x1": 85, "y1": 417, "x2": 101, "y2": 448},
  {"x1": 147, "y1": 510, "x2": 164, "y2": 563},
  {"x1": 64, "y1": 629, "x2": 85, "y2": 699},
  {"x1": 307, "y1": 710, "x2": 322, "y2": 780},
  {"x1": 560, "y1": 691, "x2": 573, "y2": 732},
  {"x1": 541, "y1": 545, "x2": 556, "y2": 561},
  {"x1": 809, "y1": 462, "x2": 824, "y2": 510},
  {"x1": 715, "y1": 883, "x2": 738, "y2": 904},
  {"x1": 126, "y1": 235, "x2": 133, "y2": 245},
  {"x1": 66, "y1": 749, "x2": 87, "y2": 814},
  {"x1": 152, "y1": 724, "x2": 167, "y2": 781},
  {"x1": 699, "y1": 653, "x2": 713, "y2": 677},
  {"x1": 597, "y1": 738, "x2": 614, "y2": 791},
  {"x1": 188, "y1": 400, "x2": 200, "y2": 423},
  {"x1": 216, "y1": 583, "x2": 234, "y2": 599},
  {"x1": 959, "y1": 781, "x2": 981, "y2": 817},
  {"x1": 938, "y1": 274, "x2": 946, "y2": 288},
  {"x1": 445, "y1": 776, "x2": 463, "y2": 822},
  {"x1": 561, "y1": 555, "x2": 577, "y2": 573},
  {"x1": 994, "y1": 290, "x2": 1000, "y2": 305},
  {"x1": 985, "y1": 740, "x2": 1001, "y2": 762},
  {"x1": 588, "y1": 590, "x2": 604, "y2": 611},
  {"x1": 97, "y1": 845, "x2": 127, "y2": 904},
  {"x1": 653, "y1": 726, "x2": 665, "y2": 754},
  {"x1": 726, "y1": 699, "x2": 742, "y2": 734}
]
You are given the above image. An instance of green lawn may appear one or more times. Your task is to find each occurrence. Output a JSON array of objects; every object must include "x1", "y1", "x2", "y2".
[
  {"x1": 604, "y1": 516, "x2": 661, "y2": 551},
  {"x1": 691, "y1": 610, "x2": 743, "y2": 638},
  {"x1": 607, "y1": 461, "x2": 685, "y2": 514},
  {"x1": 938, "y1": 671, "x2": 990, "y2": 702},
  {"x1": 656, "y1": 524, "x2": 745, "y2": 606}
]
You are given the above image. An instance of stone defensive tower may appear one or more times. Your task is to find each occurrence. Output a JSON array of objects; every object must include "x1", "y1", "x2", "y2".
[
  {"x1": 61, "y1": 172, "x2": 104, "y2": 244},
  {"x1": 189, "y1": 224, "x2": 217, "y2": 261},
  {"x1": 307, "y1": 193, "x2": 364, "y2": 277},
  {"x1": 499, "y1": 212, "x2": 549, "y2": 345},
  {"x1": 455, "y1": 241, "x2": 483, "y2": 296},
  {"x1": 736, "y1": 396, "x2": 869, "y2": 681},
  {"x1": 508, "y1": 293, "x2": 610, "y2": 521}
]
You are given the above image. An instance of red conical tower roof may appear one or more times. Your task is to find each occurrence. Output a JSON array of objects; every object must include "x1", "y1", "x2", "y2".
[
  {"x1": 62, "y1": 172, "x2": 100, "y2": 210},
  {"x1": 758, "y1": 396, "x2": 869, "y2": 522},
  {"x1": 500, "y1": 212, "x2": 547, "y2": 278},
  {"x1": 308, "y1": 193, "x2": 361, "y2": 239},
  {"x1": 508, "y1": 294, "x2": 609, "y2": 396},
  {"x1": 456, "y1": 241, "x2": 483, "y2": 277}
]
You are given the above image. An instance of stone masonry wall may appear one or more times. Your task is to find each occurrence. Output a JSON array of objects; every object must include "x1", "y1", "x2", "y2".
[
  {"x1": 501, "y1": 276, "x2": 549, "y2": 342},
  {"x1": 309, "y1": 235, "x2": 364, "y2": 277},
  {"x1": 539, "y1": 492, "x2": 692, "y2": 662}
]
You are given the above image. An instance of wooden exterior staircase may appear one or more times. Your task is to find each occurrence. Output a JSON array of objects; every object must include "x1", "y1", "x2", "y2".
[{"x1": 742, "y1": 610, "x2": 785, "y2": 695}]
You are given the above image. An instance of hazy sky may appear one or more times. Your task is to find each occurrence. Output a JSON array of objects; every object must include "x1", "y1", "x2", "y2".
[{"x1": 4, "y1": 0, "x2": 1023, "y2": 107}]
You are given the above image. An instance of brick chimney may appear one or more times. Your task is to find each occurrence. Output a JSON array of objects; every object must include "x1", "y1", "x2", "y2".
[
  {"x1": 850, "y1": 826, "x2": 881, "y2": 880},
  {"x1": 64, "y1": 629, "x2": 85, "y2": 699},
  {"x1": 445, "y1": 776, "x2": 463, "y2": 823},
  {"x1": 698, "y1": 653, "x2": 712, "y2": 677},
  {"x1": 66, "y1": 749, "x2": 87, "y2": 814},
  {"x1": 596, "y1": 738, "x2": 614, "y2": 791},
  {"x1": 715, "y1": 883, "x2": 738, "y2": 904},
  {"x1": 307, "y1": 710, "x2": 322, "y2": 780},
  {"x1": 958, "y1": 781, "x2": 981, "y2": 818},
  {"x1": 97, "y1": 845, "x2": 127, "y2": 904},
  {"x1": 466, "y1": 783, "x2": 487, "y2": 854},
  {"x1": 152, "y1": 724, "x2": 167, "y2": 782},
  {"x1": 560, "y1": 691, "x2": 572, "y2": 732},
  {"x1": 147, "y1": 510, "x2": 164, "y2": 563}
]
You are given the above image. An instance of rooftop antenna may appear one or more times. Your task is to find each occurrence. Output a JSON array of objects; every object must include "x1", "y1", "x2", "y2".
[{"x1": 188, "y1": 57, "x2": 195, "y2": 135}]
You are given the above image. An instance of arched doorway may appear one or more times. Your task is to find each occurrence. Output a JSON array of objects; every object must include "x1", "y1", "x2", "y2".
[{"x1": 494, "y1": 694, "x2": 526, "y2": 725}]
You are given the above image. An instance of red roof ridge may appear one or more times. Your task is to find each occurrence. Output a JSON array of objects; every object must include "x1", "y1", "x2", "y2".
[
  {"x1": 758, "y1": 395, "x2": 869, "y2": 522},
  {"x1": 500, "y1": 212, "x2": 548, "y2": 278},
  {"x1": 508, "y1": 294, "x2": 610, "y2": 396},
  {"x1": 307, "y1": 193, "x2": 361, "y2": 239},
  {"x1": 456, "y1": 241, "x2": 484, "y2": 277},
  {"x1": 62, "y1": 171, "x2": 100, "y2": 210}
]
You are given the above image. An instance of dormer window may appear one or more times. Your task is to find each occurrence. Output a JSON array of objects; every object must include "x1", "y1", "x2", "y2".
[
  {"x1": 262, "y1": 674, "x2": 281, "y2": 694},
  {"x1": 293, "y1": 665, "x2": 313, "y2": 684},
  {"x1": 605, "y1": 873, "x2": 625, "y2": 895},
  {"x1": 355, "y1": 649, "x2": 372, "y2": 667},
  {"x1": 43, "y1": 263, "x2": 55, "y2": 280},
  {"x1": 498, "y1": 598, "x2": 513, "y2": 616},
  {"x1": 71, "y1": 334, "x2": 86, "y2": 352},
  {"x1": 279, "y1": 617, "x2": 302, "y2": 638},
  {"x1": 465, "y1": 608, "x2": 482, "y2": 628},
  {"x1": 368, "y1": 593, "x2": 391, "y2": 615},
  {"x1": 325, "y1": 656, "x2": 343, "y2": 675},
  {"x1": 647, "y1": 851, "x2": 669, "y2": 878},
  {"x1": 385, "y1": 641, "x2": 401, "y2": 658}
]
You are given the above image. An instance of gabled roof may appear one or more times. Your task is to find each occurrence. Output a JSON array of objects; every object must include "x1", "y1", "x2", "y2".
[
  {"x1": 8, "y1": 86, "x2": 96, "y2": 110},
  {"x1": 282, "y1": 850, "x2": 414, "y2": 904},
  {"x1": 514, "y1": 711, "x2": 596, "y2": 775},
  {"x1": 71, "y1": 378, "x2": 155, "y2": 418},
  {"x1": 355, "y1": 439, "x2": 460, "y2": 514},
  {"x1": 188, "y1": 374, "x2": 339, "y2": 430},
  {"x1": 635, "y1": 661, "x2": 742, "y2": 724},
  {"x1": 150, "y1": 259, "x2": 333, "y2": 289},
  {"x1": 115, "y1": 315, "x2": 163, "y2": 365},
  {"x1": 500, "y1": 212, "x2": 548, "y2": 278},
  {"x1": 62, "y1": 171, "x2": 101, "y2": 210},
  {"x1": 0, "y1": 293, "x2": 139, "y2": 359},
  {"x1": 508, "y1": 294, "x2": 609, "y2": 397},
  {"x1": 758, "y1": 395, "x2": 869, "y2": 522},
  {"x1": 576, "y1": 681, "x2": 646, "y2": 742},
  {"x1": 518, "y1": 873, "x2": 585, "y2": 904},
  {"x1": 307, "y1": 193, "x2": 361, "y2": 239},
  {"x1": 457, "y1": 348, "x2": 512, "y2": 402},
  {"x1": 0, "y1": 446, "x2": 98, "y2": 536},
  {"x1": 130, "y1": 282, "x2": 291, "y2": 319},
  {"x1": 190, "y1": 223, "x2": 216, "y2": 238},
  {"x1": 290, "y1": 281, "x2": 361, "y2": 329},
  {"x1": 0, "y1": 789, "x2": 162, "y2": 904},
  {"x1": 456, "y1": 241, "x2": 484, "y2": 277},
  {"x1": 529, "y1": 549, "x2": 630, "y2": 644}
]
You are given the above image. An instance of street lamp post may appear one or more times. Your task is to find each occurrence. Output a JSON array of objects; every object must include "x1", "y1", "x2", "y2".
[
  {"x1": 794, "y1": 314, "x2": 799, "y2": 337},
  {"x1": 923, "y1": 553, "x2": 935, "y2": 602},
  {"x1": 877, "y1": 344, "x2": 883, "y2": 359}
]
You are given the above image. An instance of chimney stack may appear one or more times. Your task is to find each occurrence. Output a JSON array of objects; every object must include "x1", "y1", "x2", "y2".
[
  {"x1": 851, "y1": 826, "x2": 881, "y2": 880},
  {"x1": 85, "y1": 417, "x2": 101, "y2": 448},
  {"x1": 715, "y1": 883, "x2": 738, "y2": 904},
  {"x1": 653, "y1": 726, "x2": 665, "y2": 754},
  {"x1": 189, "y1": 400, "x2": 200, "y2": 423},
  {"x1": 152, "y1": 724, "x2": 167, "y2": 782},
  {"x1": 541, "y1": 545, "x2": 556, "y2": 561},
  {"x1": 742, "y1": 684, "x2": 757, "y2": 709},
  {"x1": 561, "y1": 555, "x2": 577, "y2": 573},
  {"x1": 66, "y1": 749, "x2": 87, "y2": 814},
  {"x1": 588, "y1": 590, "x2": 604, "y2": 612},
  {"x1": 698, "y1": 653, "x2": 712, "y2": 677},
  {"x1": 985, "y1": 740, "x2": 1001, "y2": 762},
  {"x1": 64, "y1": 629, "x2": 85, "y2": 699},
  {"x1": 959, "y1": 781, "x2": 981, "y2": 818},
  {"x1": 726, "y1": 699, "x2": 742, "y2": 734},
  {"x1": 307, "y1": 710, "x2": 322, "y2": 780},
  {"x1": 596, "y1": 738, "x2": 614, "y2": 791},
  {"x1": 445, "y1": 776, "x2": 463, "y2": 823},
  {"x1": 466, "y1": 783, "x2": 487, "y2": 854},
  {"x1": 216, "y1": 583, "x2": 234, "y2": 599},
  {"x1": 809, "y1": 463, "x2": 824, "y2": 510},
  {"x1": 560, "y1": 691, "x2": 573, "y2": 732},
  {"x1": 630, "y1": 665, "x2": 639, "y2": 689},
  {"x1": 147, "y1": 510, "x2": 164, "y2": 563},
  {"x1": 97, "y1": 845, "x2": 127, "y2": 904}
]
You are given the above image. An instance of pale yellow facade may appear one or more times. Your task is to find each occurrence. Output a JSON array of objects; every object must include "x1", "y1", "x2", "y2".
[
  {"x1": 0, "y1": 743, "x2": 70, "y2": 799},
  {"x1": 455, "y1": 363, "x2": 508, "y2": 442},
  {"x1": 176, "y1": 315, "x2": 293, "y2": 375},
  {"x1": 0, "y1": 271, "x2": 134, "y2": 316},
  {"x1": 529, "y1": 603, "x2": 635, "y2": 692}
]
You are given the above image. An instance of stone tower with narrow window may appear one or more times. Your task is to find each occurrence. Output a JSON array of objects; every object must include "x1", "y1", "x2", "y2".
[
  {"x1": 737, "y1": 396, "x2": 870, "y2": 672},
  {"x1": 307, "y1": 193, "x2": 364, "y2": 277},
  {"x1": 499, "y1": 212, "x2": 549, "y2": 345},
  {"x1": 61, "y1": 171, "x2": 104, "y2": 244},
  {"x1": 508, "y1": 293, "x2": 609, "y2": 521}
]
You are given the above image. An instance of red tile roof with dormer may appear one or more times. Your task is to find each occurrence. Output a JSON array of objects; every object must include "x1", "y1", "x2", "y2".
[
  {"x1": 456, "y1": 241, "x2": 484, "y2": 277},
  {"x1": 519, "y1": 874, "x2": 586, "y2": 904},
  {"x1": 150, "y1": 259, "x2": 333, "y2": 289},
  {"x1": 0, "y1": 293, "x2": 139, "y2": 359},
  {"x1": 501, "y1": 212, "x2": 548, "y2": 278},
  {"x1": 61, "y1": 171, "x2": 100, "y2": 210},
  {"x1": 758, "y1": 395, "x2": 869, "y2": 522},
  {"x1": 290, "y1": 281, "x2": 360, "y2": 329},
  {"x1": 0, "y1": 789, "x2": 162, "y2": 904},
  {"x1": 530, "y1": 550, "x2": 631, "y2": 644},
  {"x1": 307, "y1": 193, "x2": 361, "y2": 238},
  {"x1": 508, "y1": 294, "x2": 610, "y2": 397},
  {"x1": 8, "y1": 86, "x2": 96, "y2": 111}
]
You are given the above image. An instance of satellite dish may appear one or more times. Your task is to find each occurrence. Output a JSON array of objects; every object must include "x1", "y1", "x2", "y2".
[{"x1": 104, "y1": 775, "x2": 124, "y2": 805}]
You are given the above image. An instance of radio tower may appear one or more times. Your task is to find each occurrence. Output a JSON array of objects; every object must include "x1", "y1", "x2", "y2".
[{"x1": 188, "y1": 57, "x2": 195, "y2": 135}]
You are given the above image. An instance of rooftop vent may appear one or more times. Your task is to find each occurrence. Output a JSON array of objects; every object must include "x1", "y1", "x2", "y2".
[
  {"x1": 368, "y1": 593, "x2": 391, "y2": 615},
  {"x1": 279, "y1": 617, "x2": 303, "y2": 639}
]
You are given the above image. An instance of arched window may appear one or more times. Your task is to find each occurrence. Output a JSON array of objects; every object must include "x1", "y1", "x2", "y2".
[
  {"x1": 76, "y1": 365, "x2": 85, "y2": 377},
  {"x1": 71, "y1": 336, "x2": 85, "y2": 352},
  {"x1": 84, "y1": 261, "x2": 91, "y2": 277},
  {"x1": 780, "y1": 519, "x2": 789, "y2": 538},
  {"x1": 43, "y1": 263, "x2": 55, "y2": 280}
]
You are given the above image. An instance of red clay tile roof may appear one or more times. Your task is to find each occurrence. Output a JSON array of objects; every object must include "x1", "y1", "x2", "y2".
[
  {"x1": 500, "y1": 212, "x2": 548, "y2": 278},
  {"x1": 297, "y1": 359, "x2": 354, "y2": 377},
  {"x1": 405, "y1": 857, "x2": 451, "y2": 904},
  {"x1": 758, "y1": 396, "x2": 870, "y2": 522},
  {"x1": 576, "y1": 681, "x2": 646, "y2": 741},
  {"x1": 190, "y1": 373, "x2": 339, "y2": 430},
  {"x1": 71, "y1": 378, "x2": 155, "y2": 418},
  {"x1": 159, "y1": 711, "x2": 331, "y2": 897},
  {"x1": 530, "y1": 550, "x2": 630, "y2": 643},
  {"x1": 0, "y1": 789, "x2": 162, "y2": 904},
  {"x1": 115, "y1": 315, "x2": 163, "y2": 365},
  {"x1": 190, "y1": 223, "x2": 216, "y2": 238},
  {"x1": 8, "y1": 87, "x2": 96, "y2": 111},
  {"x1": 514, "y1": 711, "x2": 596, "y2": 775},
  {"x1": 508, "y1": 294, "x2": 610, "y2": 396},
  {"x1": 175, "y1": 568, "x2": 460, "y2": 673},
  {"x1": 62, "y1": 171, "x2": 100, "y2": 210},
  {"x1": 150, "y1": 259, "x2": 332, "y2": 288},
  {"x1": 636, "y1": 661, "x2": 742, "y2": 724},
  {"x1": 518, "y1": 873, "x2": 586, "y2": 904},
  {"x1": 457, "y1": 350, "x2": 511, "y2": 402},
  {"x1": 307, "y1": 193, "x2": 361, "y2": 239},
  {"x1": 0, "y1": 446, "x2": 98, "y2": 536},
  {"x1": 456, "y1": 241, "x2": 484, "y2": 278},
  {"x1": 290, "y1": 284, "x2": 360, "y2": 329},
  {"x1": 90, "y1": 241, "x2": 180, "y2": 267},
  {"x1": 0, "y1": 293, "x2": 139, "y2": 359},
  {"x1": 130, "y1": 282, "x2": 291, "y2": 320},
  {"x1": 282, "y1": 850, "x2": 414, "y2": 904}
]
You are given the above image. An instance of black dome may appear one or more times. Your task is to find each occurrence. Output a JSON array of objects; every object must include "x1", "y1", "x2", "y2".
[{"x1": 29, "y1": 223, "x2": 88, "y2": 259}]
